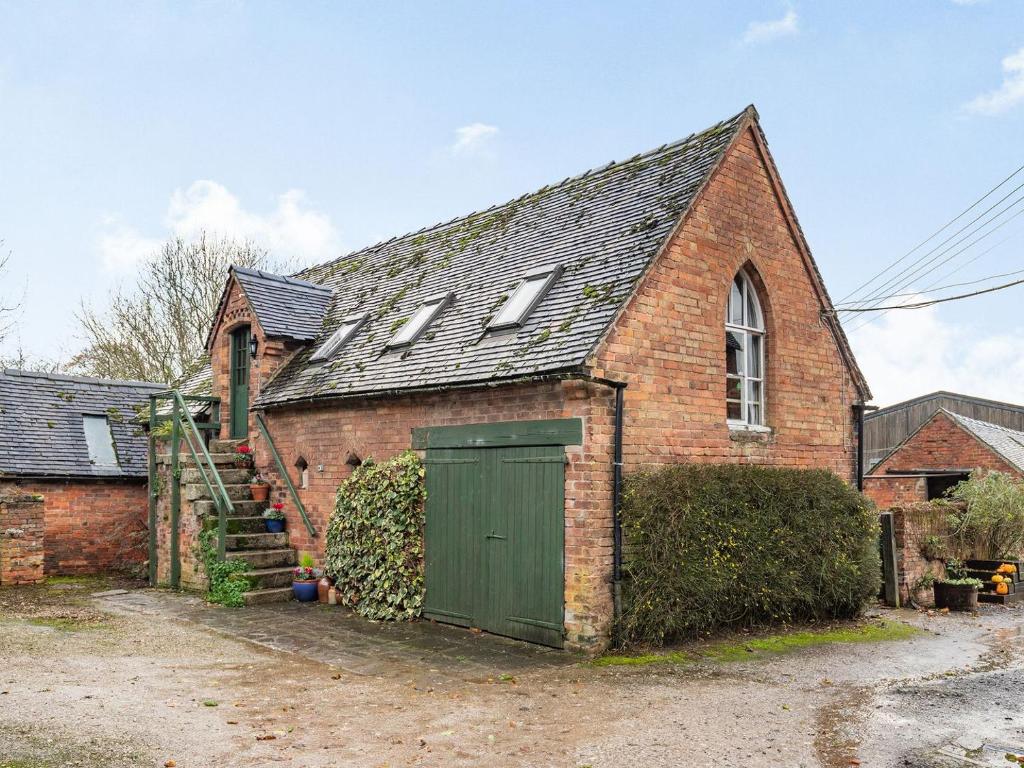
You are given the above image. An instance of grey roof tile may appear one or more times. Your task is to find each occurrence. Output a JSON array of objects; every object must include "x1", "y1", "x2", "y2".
[
  {"x1": 0, "y1": 369, "x2": 165, "y2": 479},
  {"x1": 255, "y1": 108, "x2": 751, "y2": 408},
  {"x1": 232, "y1": 267, "x2": 333, "y2": 341},
  {"x1": 946, "y1": 411, "x2": 1024, "y2": 474}
]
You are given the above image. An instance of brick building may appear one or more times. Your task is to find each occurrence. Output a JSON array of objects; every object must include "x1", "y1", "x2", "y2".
[
  {"x1": 864, "y1": 409, "x2": 1024, "y2": 509},
  {"x1": 176, "y1": 106, "x2": 869, "y2": 650},
  {"x1": 0, "y1": 369, "x2": 163, "y2": 578}
]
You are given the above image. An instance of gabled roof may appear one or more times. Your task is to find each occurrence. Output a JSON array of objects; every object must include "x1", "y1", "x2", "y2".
[
  {"x1": 946, "y1": 411, "x2": 1024, "y2": 474},
  {"x1": 255, "y1": 108, "x2": 754, "y2": 407},
  {"x1": 0, "y1": 369, "x2": 164, "y2": 479},
  {"x1": 865, "y1": 390, "x2": 1024, "y2": 422},
  {"x1": 207, "y1": 266, "x2": 333, "y2": 349}
]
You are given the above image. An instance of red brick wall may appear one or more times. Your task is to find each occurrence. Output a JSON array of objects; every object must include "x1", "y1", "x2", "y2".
[
  {"x1": 864, "y1": 411, "x2": 1021, "y2": 510},
  {"x1": 591, "y1": 126, "x2": 860, "y2": 479},
  {"x1": 254, "y1": 379, "x2": 615, "y2": 650},
  {"x1": 210, "y1": 277, "x2": 300, "y2": 441},
  {"x1": 0, "y1": 492, "x2": 45, "y2": 584},
  {"x1": 0, "y1": 478, "x2": 148, "y2": 576},
  {"x1": 889, "y1": 503, "x2": 954, "y2": 606}
]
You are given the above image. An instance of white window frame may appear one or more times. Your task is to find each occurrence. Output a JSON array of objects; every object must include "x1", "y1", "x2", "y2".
[
  {"x1": 83, "y1": 415, "x2": 119, "y2": 467},
  {"x1": 387, "y1": 292, "x2": 452, "y2": 349},
  {"x1": 725, "y1": 271, "x2": 766, "y2": 429},
  {"x1": 310, "y1": 313, "x2": 367, "y2": 362},
  {"x1": 488, "y1": 265, "x2": 563, "y2": 331}
]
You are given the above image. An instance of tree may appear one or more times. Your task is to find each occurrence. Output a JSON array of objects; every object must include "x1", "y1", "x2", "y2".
[
  {"x1": 0, "y1": 242, "x2": 17, "y2": 347},
  {"x1": 71, "y1": 233, "x2": 276, "y2": 384}
]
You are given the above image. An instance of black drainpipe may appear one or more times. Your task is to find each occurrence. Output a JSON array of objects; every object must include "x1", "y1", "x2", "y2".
[
  {"x1": 854, "y1": 402, "x2": 879, "y2": 491},
  {"x1": 611, "y1": 383, "x2": 626, "y2": 642}
]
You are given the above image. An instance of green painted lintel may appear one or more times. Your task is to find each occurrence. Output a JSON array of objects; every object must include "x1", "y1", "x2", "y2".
[{"x1": 412, "y1": 418, "x2": 582, "y2": 450}]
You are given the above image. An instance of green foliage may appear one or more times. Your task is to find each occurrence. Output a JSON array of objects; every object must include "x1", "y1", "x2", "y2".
[
  {"x1": 946, "y1": 471, "x2": 1024, "y2": 560},
  {"x1": 197, "y1": 531, "x2": 250, "y2": 607},
  {"x1": 919, "y1": 534, "x2": 948, "y2": 562},
  {"x1": 324, "y1": 451, "x2": 426, "y2": 621},
  {"x1": 620, "y1": 464, "x2": 881, "y2": 646}
]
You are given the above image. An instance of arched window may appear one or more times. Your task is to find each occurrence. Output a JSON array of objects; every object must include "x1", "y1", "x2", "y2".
[
  {"x1": 725, "y1": 271, "x2": 765, "y2": 426},
  {"x1": 295, "y1": 456, "x2": 309, "y2": 490}
]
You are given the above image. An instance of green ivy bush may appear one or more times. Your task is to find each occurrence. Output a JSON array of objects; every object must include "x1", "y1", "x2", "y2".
[
  {"x1": 197, "y1": 530, "x2": 251, "y2": 607},
  {"x1": 324, "y1": 451, "x2": 426, "y2": 621},
  {"x1": 620, "y1": 464, "x2": 880, "y2": 646}
]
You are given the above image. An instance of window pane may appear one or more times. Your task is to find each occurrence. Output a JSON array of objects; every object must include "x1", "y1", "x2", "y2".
[
  {"x1": 492, "y1": 276, "x2": 547, "y2": 328},
  {"x1": 729, "y1": 278, "x2": 744, "y2": 325},
  {"x1": 727, "y1": 399, "x2": 742, "y2": 420},
  {"x1": 726, "y1": 376, "x2": 742, "y2": 400},
  {"x1": 746, "y1": 288, "x2": 761, "y2": 329},
  {"x1": 83, "y1": 416, "x2": 118, "y2": 466},
  {"x1": 747, "y1": 333, "x2": 762, "y2": 378},
  {"x1": 726, "y1": 331, "x2": 744, "y2": 375},
  {"x1": 311, "y1": 316, "x2": 365, "y2": 361},
  {"x1": 747, "y1": 380, "x2": 762, "y2": 424},
  {"x1": 748, "y1": 402, "x2": 761, "y2": 425}
]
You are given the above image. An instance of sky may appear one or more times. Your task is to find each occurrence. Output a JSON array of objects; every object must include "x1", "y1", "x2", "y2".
[{"x1": 0, "y1": 1, "x2": 1022, "y2": 407}]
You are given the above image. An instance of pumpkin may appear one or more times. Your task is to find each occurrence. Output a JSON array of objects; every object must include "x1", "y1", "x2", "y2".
[
  {"x1": 997, "y1": 582, "x2": 1010, "y2": 595},
  {"x1": 998, "y1": 563, "x2": 1017, "y2": 575},
  {"x1": 992, "y1": 574, "x2": 1005, "y2": 584}
]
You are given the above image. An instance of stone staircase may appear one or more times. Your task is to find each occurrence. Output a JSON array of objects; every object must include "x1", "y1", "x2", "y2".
[{"x1": 187, "y1": 438, "x2": 296, "y2": 605}]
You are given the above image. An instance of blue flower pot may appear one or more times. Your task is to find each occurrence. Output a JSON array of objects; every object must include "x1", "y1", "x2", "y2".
[
  {"x1": 293, "y1": 581, "x2": 318, "y2": 602},
  {"x1": 265, "y1": 518, "x2": 285, "y2": 534}
]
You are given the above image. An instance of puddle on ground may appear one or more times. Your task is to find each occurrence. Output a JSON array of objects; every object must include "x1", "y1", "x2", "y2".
[{"x1": 929, "y1": 738, "x2": 1024, "y2": 766}]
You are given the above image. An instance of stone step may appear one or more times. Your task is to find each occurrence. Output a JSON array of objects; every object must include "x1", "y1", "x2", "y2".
[
  {"x1": 242, "y1": 566, "x2": 296, "y2": 590},
  {"x1": 226, "y1": 548, "x2": 296, "y2": 570},
  {"x1": 226, "y1": 532, "x2": 289, "y2": 551},
  {"x1": 210, "y1": 438, "x2": 248, "y2": 454},
  {"x1": 158, "y1": 452, "x2": 239, "y2": 468},
  {"x1": 243, "y1": 587, "x2": 294, "y2": 605},
  {"x1": 224, "y1": 515, "x2": 268, "y2": 534},
  {"x1": 193, "y1": 501, "x2": 267, "y2": 518},
  {"x1": 185, "y1": 483, "x2": 252, "y2": 502},
  {"x1": 180, "y1": 467, "x2": 252, "y2": 485}
]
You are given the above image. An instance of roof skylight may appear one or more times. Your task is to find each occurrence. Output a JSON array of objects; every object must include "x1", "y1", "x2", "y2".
[
  {"x1": 83, "y1": 415, "x2": 118, "y2": 467},
  {"x1": 310, "y1": 313, "x2": 367, "y2": 362},
  {"x1": 388, "y1": 293, "x2": 452, "y2": 349},
  {"x1": 489, "y1": 265, "x2": 563, "y2": 330}
]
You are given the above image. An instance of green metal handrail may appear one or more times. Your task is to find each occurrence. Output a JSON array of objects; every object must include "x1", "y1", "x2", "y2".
[
  {"x1": 255, "y1": 412, "x2": 317, "y2": 538},
  {"x1": 147, "y1": 389, "x2": 233, "y2": 587}
]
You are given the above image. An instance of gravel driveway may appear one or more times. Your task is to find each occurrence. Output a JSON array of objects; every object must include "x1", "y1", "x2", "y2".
[{"x1": 1, "y1": 578, "x2": 1022, "y2": 767}]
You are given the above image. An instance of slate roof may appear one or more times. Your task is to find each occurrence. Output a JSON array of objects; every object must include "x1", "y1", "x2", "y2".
[
  {"x1": 0, "y1": 369, "x2": 165, "y2": 479},
  {"x1": 212, "y1": 266, "x2": 333, "y2": 346},
  {"x1": 947, "y1": 411, "x2": 1024, "y2": 474},
  {"x1": 254, "y1": 108, "x2": 754, "y2": 408}
]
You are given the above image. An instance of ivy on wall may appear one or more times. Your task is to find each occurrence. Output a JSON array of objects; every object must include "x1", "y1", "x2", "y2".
[{"x1": 324, "y1": 451, "x2": 426, "y2": 620}]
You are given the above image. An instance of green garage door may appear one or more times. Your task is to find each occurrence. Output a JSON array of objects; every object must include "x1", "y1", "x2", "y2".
[{"x1": 419, "y1": 419, "x2": 579, "y2": 648}]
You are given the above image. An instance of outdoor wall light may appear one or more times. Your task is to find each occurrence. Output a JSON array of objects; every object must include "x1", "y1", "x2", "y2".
[{"x1": 249, "y1": 336, "x2": 258, "y2": 358}]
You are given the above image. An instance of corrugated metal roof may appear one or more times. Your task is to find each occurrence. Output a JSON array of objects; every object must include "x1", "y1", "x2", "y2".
[
  {"x1": 255, "y1": 107, "x2": 752, "y2": 408},
  {"x1": 0, "y1": 369, "x2": 165, "y2": 479}
]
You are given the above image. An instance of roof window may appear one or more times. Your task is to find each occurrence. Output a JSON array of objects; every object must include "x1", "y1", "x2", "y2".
[
  {"x1": 310, "y1": 313, "x2": 367, "y2": 362},
  {"x1": 387, "y1": 293, "x2": 452, "y2": 349},
  {"x1": 489, "y1": 265, "x2": 562, "y2": 330},
  {"x1": 83, "y1": 415, "x2": 118, "y2": 467}
]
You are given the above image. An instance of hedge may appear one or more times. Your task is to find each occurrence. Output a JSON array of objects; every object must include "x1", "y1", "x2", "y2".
[
  {"x1": 324, "y1": 451, "x2": 426, "y2": 620},
  {"x1": 620, "y1": 464, "x2": 880, "y2": 646}
]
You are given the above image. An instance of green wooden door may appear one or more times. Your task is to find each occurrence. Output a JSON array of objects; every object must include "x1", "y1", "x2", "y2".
[
  {"x1": 229, "y1": 326, "x2": 250, "y2": 439},
  {"x1": 423, "y1": 443, "x2": 565, "y2": 647}
]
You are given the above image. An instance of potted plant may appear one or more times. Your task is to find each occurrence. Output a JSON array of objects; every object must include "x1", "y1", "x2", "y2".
[
  {"x1": 262, "y1": 503, "x2": 286, "y2": 533},
  {"x1": 234, "y1": 444, "x2": 254, "y2": 469},
  {"x1": 249, "y1": 472, "x2": 270, "y2": 502},
  {"x1": 934, "y1": 557, "x2": 982, "y2": 611},
  {"x1": 292, "y1": 553, "x2": 320, "y2": 602}
]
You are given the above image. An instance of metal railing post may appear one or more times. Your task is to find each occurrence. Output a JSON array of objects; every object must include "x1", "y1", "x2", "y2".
[
  {"x1": 169, "y1": 397, "x2": 182, "y2": 588},
  {"x1": 255, "y1": 412, "x2": 317, "y2": 538},
  {"x1": 148, "y1": 395, "x2": 158, "y2": 586}
]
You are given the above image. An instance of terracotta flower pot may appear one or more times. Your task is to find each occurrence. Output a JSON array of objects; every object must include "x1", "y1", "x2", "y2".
[
  {"x1": 250, "y1": 484, "x2": 270, "y2": 502},
  {"x1": 317, "y1": 576, "x2": 334, "y2": 604}
]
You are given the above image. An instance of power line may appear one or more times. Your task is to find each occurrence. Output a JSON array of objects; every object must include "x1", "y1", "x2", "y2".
[
  {"x1": 838, "y1": 162, "x2": 1024, "y2": 305},
  {"x1": 832, "y1": 275, "x2": 1024, "y2": 314},
  {"x1": 836, "y1": 263, "x2": 1024, "y2": 304}
]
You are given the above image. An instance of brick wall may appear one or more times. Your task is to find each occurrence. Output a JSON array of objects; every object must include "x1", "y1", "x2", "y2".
[
  {"x1": 152, "y1": 445, "x2": 209, "y2": 591},
  {"x1": 0, "y1": 491, "x2": 45, "y2": 584},
  {"x1": 0, "y1": 478, "x2": 148, "y2": 576},
  {"x1": 864, "y1": 411, "x2": 1021, "y2": 510},
  {"x1": 591, "y1": 125, "x2": 860, "y2": 479},
  {"x1": 889, "y1": 502, "x2": 955, "y2": 606}
]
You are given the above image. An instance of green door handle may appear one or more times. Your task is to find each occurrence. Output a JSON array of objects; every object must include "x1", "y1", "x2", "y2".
[{"x1": 486, "y1": 532, "x2": 506, "y2": 540}]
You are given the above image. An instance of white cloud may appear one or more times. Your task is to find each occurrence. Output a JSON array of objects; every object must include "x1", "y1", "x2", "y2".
[
  {"x1": 742, "y1": 8, "x2": 799, "y2": 45},
  {"x1": 964, "y1": 46, "x2": 1024, "y2": 116},
  {"x1": 847, "y1": 301, "x2": 1024, "y2": 407},
  {"x1": 449, "y1": 122, "x2": 499, "y2": 156},
  {"x1": 98, "y1": 182, "x2": 341, "y2": 271}
]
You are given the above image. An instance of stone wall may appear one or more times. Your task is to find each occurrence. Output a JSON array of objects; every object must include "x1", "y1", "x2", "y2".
[
  {"x1": 890, "y1": 502, "x2": 955, "y2": 606},
  {"x1": 0, "y1": 491, "x2": 45, "y2": 584}
]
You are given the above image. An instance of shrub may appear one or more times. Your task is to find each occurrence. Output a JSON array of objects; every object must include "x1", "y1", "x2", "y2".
[
  {"x1": 620, "y1": 464, "x2": 880, "y2": 646},
  {"x1": 324, "y1": 451, "x2": 426, "y2": 621},
  {"x1": 946, "y1": 471, "x2": 1024, "y2": 560}
]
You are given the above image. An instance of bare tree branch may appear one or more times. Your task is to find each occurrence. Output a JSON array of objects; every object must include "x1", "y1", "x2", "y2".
[{"x1": 70, "y1": 232, "x2": 277, "y2": 384}]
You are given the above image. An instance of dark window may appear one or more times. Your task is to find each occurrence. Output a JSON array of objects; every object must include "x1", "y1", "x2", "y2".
[{"x1": 926, "y1": 474, "x2": 968, "y2": 500}]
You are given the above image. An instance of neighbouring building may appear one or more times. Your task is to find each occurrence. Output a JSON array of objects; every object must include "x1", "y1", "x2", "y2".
[
  {"x1": 0, "y1": 369, "x2": 164, "y2": 579},
  {"x1": 164, "y1": 106, "x2": 870, "y2": 650},
  {"x1": 864, "y1": 408, "x2": 1024, "y2": 509}
]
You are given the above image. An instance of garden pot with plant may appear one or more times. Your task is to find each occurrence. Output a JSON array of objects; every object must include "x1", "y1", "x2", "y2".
[
  {"x1": 262, "y1": 503, "x2": 286, "y2": 533},
  {"x1": 249, "y1": 473, "x2": 270, "y2": 502},
  {"x1": 934, "y1": 558, "x2": 982, "y2": 611},
  {"x1": 234, "y1": 444, "x2": 254, "y2": 470},
  {"x1": 292, "y1": 553, "x2": 320, "y2": 602}
]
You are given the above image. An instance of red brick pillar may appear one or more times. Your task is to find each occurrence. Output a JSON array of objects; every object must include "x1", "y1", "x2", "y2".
[{"x1": 0, "y1": 492, "x2": 46, "y2": 584}]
